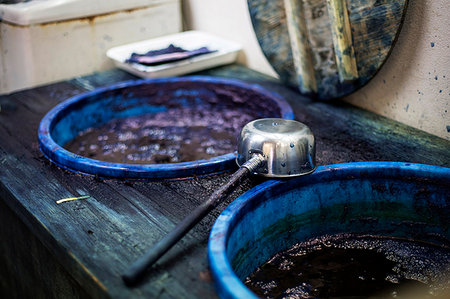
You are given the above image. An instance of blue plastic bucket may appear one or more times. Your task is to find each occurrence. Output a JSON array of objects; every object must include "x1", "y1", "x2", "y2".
[
  {"x1": 38, "y1": 76, "x2": 293, "y2": 179},
  {"x1": 208, "y1": 162, "x2": 450, "y2": 298}
]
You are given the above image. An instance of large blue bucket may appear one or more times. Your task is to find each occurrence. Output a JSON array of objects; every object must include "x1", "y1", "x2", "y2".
[
  {"x1": 38, "y1": 76, "x2": 293, "y2": 179},
  {"x1": 208, "y1": 162, "x2": 450, "y2": 298}
]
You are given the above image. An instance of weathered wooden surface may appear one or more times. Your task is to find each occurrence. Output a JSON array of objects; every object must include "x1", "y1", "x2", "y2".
[
  {"x1": 0, "y1": 65, "x2": 449, "y2": 298},
  {"x1": 0, "y1": 198, "x2": 90, "y2": 299},
  {"x1": 248, "y1": 0, "x2": 409, "y2": 99}
]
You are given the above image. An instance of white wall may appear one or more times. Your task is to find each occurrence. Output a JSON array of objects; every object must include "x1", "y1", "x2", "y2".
[
  {"x1": 182, "y1": 0, "x2": 450, "y2": 140},
  {"x1": 182, "y1": 0, "x2": 278, "y2": 77},
  {"x1": 344, "y1": 0, "x2": 449, "y2": 140}
]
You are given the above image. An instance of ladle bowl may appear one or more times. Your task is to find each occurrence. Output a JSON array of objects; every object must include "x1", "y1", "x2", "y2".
[
  {"x1": 237, "y1": 118, "x2": 315, "y2": 177},
  {"x1": 208, "y1": 162, "x2": 450, "y2": 298}
]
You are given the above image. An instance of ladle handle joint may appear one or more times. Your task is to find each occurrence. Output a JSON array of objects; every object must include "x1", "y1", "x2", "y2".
[{"x1": 241, "y1": 153, "x2": 266, "y2": 173}]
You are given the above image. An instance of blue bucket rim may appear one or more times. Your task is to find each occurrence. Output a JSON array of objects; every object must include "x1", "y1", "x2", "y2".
[
  {"x1": 38, "y1": 76, "x2": 294, "y2": 180},
  {"x1": 208, "y1": 161, "x2": 450, "y2": 299}
]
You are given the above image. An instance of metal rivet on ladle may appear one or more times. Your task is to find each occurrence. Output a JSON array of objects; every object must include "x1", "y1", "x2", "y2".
[{"x1": 122, "y1": 118, "x2": 316, "y2": 285}]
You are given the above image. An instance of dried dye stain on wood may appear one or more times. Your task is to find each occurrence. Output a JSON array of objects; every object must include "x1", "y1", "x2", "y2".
[{"x1": 248, "y1": 0, "x2": 408, "y2": 99}]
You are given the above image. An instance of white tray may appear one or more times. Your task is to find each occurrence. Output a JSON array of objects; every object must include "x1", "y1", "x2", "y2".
[{"x1": 106, "y1": 31, "x2": 241, "y2": 78}]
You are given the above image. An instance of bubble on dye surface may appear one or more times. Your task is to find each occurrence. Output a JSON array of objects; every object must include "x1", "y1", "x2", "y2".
[
  {"x1": 278, "y1": 257, "x2": 293, "y2": 271},
  {"x1": 98, "y1": 135, "x2": 108, "y2": 141},
  {"x1": 118, "y1": 131, "x2": 137, "y2": 141},
  {"x1": 281, "y1": 284, "x2": 314, "y2": 298},
  {"x1": 290, "y1": 143, "x2": 295, "y2": 148}
]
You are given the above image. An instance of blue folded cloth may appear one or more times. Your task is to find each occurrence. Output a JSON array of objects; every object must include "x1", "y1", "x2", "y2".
[{"x1": 126, "y1": 44, "x2": 216, "y2": 66}]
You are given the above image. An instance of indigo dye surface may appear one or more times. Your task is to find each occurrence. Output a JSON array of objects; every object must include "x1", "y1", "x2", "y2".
[
  {"x1": 245, "y1": 234, "x2": 450, "y2": 298},
  {"x1": 65, "y1": 107, "x2": 257, "y2": 164}
]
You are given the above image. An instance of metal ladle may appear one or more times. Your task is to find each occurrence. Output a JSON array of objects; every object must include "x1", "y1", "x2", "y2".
[{"x1": 122, "y1": 118, "x2": 316, "y2": 285}]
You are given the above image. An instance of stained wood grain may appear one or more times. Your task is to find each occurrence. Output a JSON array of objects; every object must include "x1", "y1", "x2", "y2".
[
  {"x1": 326, "y1": 0, "x2": 359, "y2": 81},
  {"x1": 0, "y1": 65, "x2": 449, "y2": 298},
  {"x1": 284, "y1": 0, "x2": 317, "y2": 93},
  {"x1": 0, "y1": 199, "x2": 91, "y2": 299}
]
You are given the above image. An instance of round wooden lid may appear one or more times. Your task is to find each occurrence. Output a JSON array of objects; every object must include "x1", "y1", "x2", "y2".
[{"x1": 248, "y1": 0, "x2": 408, "y2": 100}]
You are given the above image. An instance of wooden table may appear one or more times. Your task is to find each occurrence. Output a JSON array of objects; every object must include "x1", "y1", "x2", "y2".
[{"x1": 0, "y1": 65, "x2": 448, "y2": 298}]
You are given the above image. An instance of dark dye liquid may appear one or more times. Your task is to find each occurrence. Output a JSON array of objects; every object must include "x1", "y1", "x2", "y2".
[
  {"x1": 64, "y1": 107, "x2": 257, "y2": 164},
  {"x1": 245, "y1": 234, "x2": 450, "y2": 298}
]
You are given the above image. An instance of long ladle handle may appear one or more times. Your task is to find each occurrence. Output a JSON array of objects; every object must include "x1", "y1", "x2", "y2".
[{"x1": 122, "y1": 154, "x2": 266, "y2": 286}]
